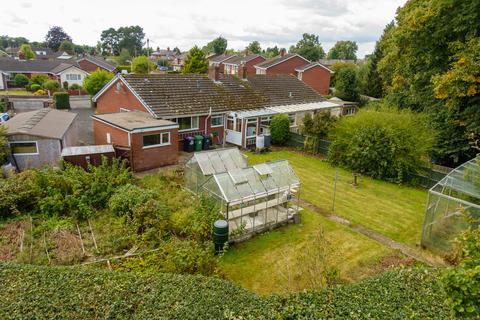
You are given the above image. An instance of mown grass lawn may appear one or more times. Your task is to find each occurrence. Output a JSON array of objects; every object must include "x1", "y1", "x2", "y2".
[
  {"x1": 244, "y1": 149, "x2": 427, "y2": 246},
  {"x1": 220, "y1": 209, "x2": 393, "y2": 295}
]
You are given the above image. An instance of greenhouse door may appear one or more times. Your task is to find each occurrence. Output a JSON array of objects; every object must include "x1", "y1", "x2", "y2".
[{"x1": 226, "y1": 115, "x2": 243, "y2": 146}]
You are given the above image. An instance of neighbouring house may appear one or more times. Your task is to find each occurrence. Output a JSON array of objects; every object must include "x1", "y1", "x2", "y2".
[
  {"x1": 318, "y1": 59, "x2": 356, "y2": 69},
  {"x1": 91, "y1": 111, "x2": 179, "y2": 171},
  {"x1": 77, "y1": 55, "x2": 116, "y2": 73},
  {"x1": 0, "y1": 57, "x2": 89, "y2": 88},
  {"x1": 254, "y1": 50, "x2": 309, "y2": 75},
  {"x1": 223, "y1": 54, "x2": 266, "y2": 76},
  {"x1": 0, "y1": 72, "x2": 6, "y2": 90},
  {"x1": 150, "y1": 47, "x2": 177, "y2": 61},
  {"x1": 295, "y1": 62, "x2": 333, "y2": 95},
  {"x1": 208, "y1": 54, "x2": 237, "y2": 73},
  {"x1": 171, "y1": 52, "x2": 188, "y2": 71},
  {"x1": 328, "y1": 97, "x2": 358, "y2": 116},
  {"x1": 5, "y1": 108, "x2": 78, "y2": 171}
]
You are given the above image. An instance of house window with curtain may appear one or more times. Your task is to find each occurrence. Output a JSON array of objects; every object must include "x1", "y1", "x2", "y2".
[{"x1": 173, "y1": 116, "x2": 199, "y2": 131}]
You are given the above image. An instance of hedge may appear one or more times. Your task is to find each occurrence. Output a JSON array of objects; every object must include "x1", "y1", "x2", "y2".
[
  {"x1": 53, "y1": 92, "x2": 70, "y2": 109},
  {"x1": 0, "y1": 264, "x2": 453, "y2": 319}
]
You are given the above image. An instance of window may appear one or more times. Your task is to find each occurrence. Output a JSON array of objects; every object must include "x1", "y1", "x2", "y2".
[
  {"x1": 66, "y1": 74, "x2": 81, "y2": 81},
  {"x1": 143, "y1": 132, "x2": 170, "y2": 148},
  {"x1": 288, "y1": 113, "x2": 296, "y2": 126},
  {"x1": 106, "y1": 133, "x2": 111, "y2": 144},
  {"x1": 173, "y1": 117, "x2": 198, "y2": 131},
  {"x1": 246, "y1": 118, "x2": 257, "y2": 137},
  {"x1": 10, "y1": 141, "x2": 38, "y2": 155},
  {"x1": 260, "y1": 116, "x2": 271, "y2": 126},
  {"x1": 119, "y1": 108, "x2": 130, "y2": 112},
  {"x1": 211, "y1": 115, "x2": 224, "y2": 127},
  {"x1": 227, "y1": 116, "x2": 235, "y2": 130}
]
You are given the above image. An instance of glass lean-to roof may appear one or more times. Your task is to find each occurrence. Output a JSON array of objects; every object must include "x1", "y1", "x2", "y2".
[{"x1": 193, "y1": 148, "x2": 247, "y2": 175}]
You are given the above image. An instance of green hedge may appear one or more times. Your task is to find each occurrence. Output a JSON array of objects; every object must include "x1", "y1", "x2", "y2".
[
  {"x1": 117, "y1": 65, "x2": 131, "y2": 73},
  {"x1": 0, "y1": 264, "x2": 453, "y2": 319},
  {"x1": 53, "y1": 92, "x2": 70, "y2": 109}
]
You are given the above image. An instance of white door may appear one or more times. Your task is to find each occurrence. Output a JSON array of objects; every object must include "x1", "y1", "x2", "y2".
[{"x1": 225, "y1": 115, "x2": 243, "y2": 146}]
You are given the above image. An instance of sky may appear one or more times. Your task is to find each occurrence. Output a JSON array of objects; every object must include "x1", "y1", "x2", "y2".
[{"x1": 3, "y1": 0, "x2": 406, "y2": 58}]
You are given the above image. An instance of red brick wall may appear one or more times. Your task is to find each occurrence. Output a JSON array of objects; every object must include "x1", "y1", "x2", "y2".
[
  {"x1": 175, "y1": 115, "x2": 225, "y2": 150},
  {"x1": 93, "y1": 119, "x2": 129, "y2": 146},
  {"x1": 78, "y1": 59, "x2": 106, "y2": 73},
  {"x1": 246, "y1": 56, "x2": 266, "y2": 75},
  {"x1": 299, "y1": 66, "x2": 331, "y2": 95},
  {"x1": 130, "y1": 128, "x2": 179, "y2": 171},
  {"x1": 96, "y1": 79, "x2": 149, "y2": 114},
  {"x1": 265, "y1": 56, "x2": 309, "y2": 75}
]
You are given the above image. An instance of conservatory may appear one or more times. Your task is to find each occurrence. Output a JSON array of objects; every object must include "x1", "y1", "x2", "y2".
[
  {"x1": 199, "y1": 160, "x2": 301, "y2": 239},
  {"x1": 421, "y1": 156, "x2": 480, "y2": 253},
  {"x1": 185, "y1": 148, "x2": 248, "y2": 193}
]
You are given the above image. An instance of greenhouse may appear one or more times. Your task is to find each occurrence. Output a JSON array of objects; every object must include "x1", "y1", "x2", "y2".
[
  {"x1": 185, "y1": 148, "x2": 248, "y2": 193},
  {"x1": 421, "y1": 156, "x2": 480, "y2": 253},
  {"x1": 199, "y1": 160, "x2": 301, "y2": 239}
]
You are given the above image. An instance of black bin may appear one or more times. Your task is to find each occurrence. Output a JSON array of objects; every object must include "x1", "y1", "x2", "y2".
[
  {"x1": 183, "y1": 136, "x2": 194, "y2": 152},
  {"x1": 203, "y1": 134, "x2": 212, "y2": 150}
]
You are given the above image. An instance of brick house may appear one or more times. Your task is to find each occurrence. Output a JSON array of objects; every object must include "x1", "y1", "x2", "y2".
[
  {"x1": 76, "y1": 56, "x2": 116, "y2": 73},
  {"x1": 223, "y1": 54, "x2": 266, "y2": 76},
  {"x1": 208, "y1": 54, "x2": 237, "y2": 73},
  {"x1": 295, "y1": 62, "x2": 333, "y2": 95}
]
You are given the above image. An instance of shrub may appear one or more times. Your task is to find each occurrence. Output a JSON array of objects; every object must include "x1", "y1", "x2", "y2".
[
  {"x1": 30, "y1": 83, "x2": 41, "y2": 92},
  {"x1": 83, "y1": 69, "x2": 114, "y2": 96},
  {"x1": 300, "y1": 111, "x2": 336, "y2": 138},
  {"x1": 117, "y1": 65, "x2": 131, "y2": 73},
  {"x1": 62, "y1": 81, "x2": 69, "y2": 90},
  {"x1": 69, "y1": 83, "x2": 82, "y2": 90},
  {"x1": 44, "y1": 80, "x2": 60, "y2": 93},
  {"x1": 108, "y1": 184, "x2": 155, "y2": 219},
  {"x1": 328, "y1": 106, "x2": 435, "y2": 182},
  {"x1": 13, "y1": 74, "x2": 29, "y2": 87},
  {"x1": 131, "y1": 55, "x2": 156, "y2": 74},
  {"x1": 270, "y1": 114, "x2": 291, "y2": 145},
  {"x1": 33, "y1": 89, "x2": 46, "y2": 96},
  {"x1": 30, "y1": 74, "x2": 49, "y2": 87},
  {"x1": 0, "y1": 171, "x2": 41, "y2": 217},
  {"x1": 53, "y1": 92, "x2": 70, "y2": 109},
  {"x1": 335, "y1": 66, "x2": 360, "y2": 102}
]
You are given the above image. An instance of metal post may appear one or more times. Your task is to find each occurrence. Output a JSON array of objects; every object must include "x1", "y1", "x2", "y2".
[{"x1": 332, "y1": 171, "x2": 338, "y2": 213}]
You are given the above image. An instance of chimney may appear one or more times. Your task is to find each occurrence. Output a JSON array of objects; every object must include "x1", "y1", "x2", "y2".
[
  {"x1": 208, "y1": 65, "x2": 220, "y2": 82},
  {"x1": 238, "y1": 63, "x2": 248, "y2": 80},
  {"x1": 280, "y1": 48, "x2": 286, "y2": 57}
]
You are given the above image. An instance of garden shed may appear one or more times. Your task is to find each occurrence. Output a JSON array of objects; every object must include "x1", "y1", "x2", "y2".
[
  {"x1": 200, "y1": 160, "x2": 301, "y2": 239},
  {"x1": 421, "y1": 156, "x2": 480, "y2": 253},
  {"x1": 185, "y1": 148, "x2": 248, "y2": 193}
]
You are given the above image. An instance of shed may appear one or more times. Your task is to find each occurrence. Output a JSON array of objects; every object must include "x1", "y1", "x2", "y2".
[
  {"x1": 6, "y1": 108, "x2": 78, "y2": 171},
  {"x1": 61, "y1": 145, "x2": 116, "y2": 169}
]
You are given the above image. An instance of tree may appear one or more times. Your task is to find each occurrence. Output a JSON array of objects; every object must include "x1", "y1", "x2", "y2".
[
  {"x1": 328, "y1": 106, "x2": 435, "y2": 182},
  {"x1": 13, "y1": 74, "x2": 29, "y2": 87},
  {"x1": 182, "y1": 46, "x2": 208, "y2": 74},
  {"x1": 83, "y1": 69, "x2": 114, "y2": 96},
  {"x1": 300, "y1": 111, "x2": 336, "y2": 138},
  {"x1": 264, "y1": 46, "x2": 280, "y2": 58},
  {"x1": 203, "y1": 36, "x2": 227, "y2": 55},
  {"x1": 246, "y1": 41, "x2": 262, "y2": 54},
  {"x1": 116, "y1": 48, "x2": 132, "y2": 65},
  {"x1": 45, "y1": 26, "x2": 72, "y2": 51},
  {"x1": 0, "y1": 36, "x2": 29, "y2": 50},
  {"x1": 100, "y1": 26, "x2": 145, "y2": 55},
  {"x1": 131, "y1": 56, "x2": 156, "y2": 74},
  {"x1": 332, "y1": 63, "x2": 360, "y2": 102},
  {"x1": 19, "y1": 44, "x2": 35, "y2": 60},
  {"x1": 327, "y1": 40, "x2": 358, "y2": 60},
  {"x1": 58, "y1": 40, "x2": 74, "y2": 54},
  {"x1": 289, "y1": 33, "x2": 325, "y2": 61},
  {"x1": 270, "y1": 114, "x2": 291, "y2": 145},
  {"x1": 0, "y1": 125, "x2": 8, "y2": 163},
  {"x1": 173, "y1": 47, "x2": 181, "y2": 55}
]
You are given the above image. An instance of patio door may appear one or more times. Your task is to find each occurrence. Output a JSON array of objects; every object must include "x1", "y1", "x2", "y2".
[{"x1": 225, "y1": 115, "x2": 243, "y2": 146}]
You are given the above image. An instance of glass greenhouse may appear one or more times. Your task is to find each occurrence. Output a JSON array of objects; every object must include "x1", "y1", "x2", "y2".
[{"x1": 421, "y1": 156, "x2": 480, "y2": 253}]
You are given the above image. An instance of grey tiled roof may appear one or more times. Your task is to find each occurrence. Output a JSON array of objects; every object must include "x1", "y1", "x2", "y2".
[
  {"x1": 0, "y1": 57, "x2": 80, "y2": 74},
  {"x1": 255, "y1": 53, "x2": 309, "y2": 69},
  {"x1": 295, "y1": 62, "x2": 333, "y2": 73},
  {"x1": 208, "y1": 54, "x2": 237, "y2": 63},
  {"x1": 223, "y1": 54, "x2": 264, "y2": 66}
]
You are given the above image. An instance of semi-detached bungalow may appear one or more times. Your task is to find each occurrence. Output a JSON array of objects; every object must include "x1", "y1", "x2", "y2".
[{"x1": 91, "y1": 67, "x2": 342, "y2": 171}]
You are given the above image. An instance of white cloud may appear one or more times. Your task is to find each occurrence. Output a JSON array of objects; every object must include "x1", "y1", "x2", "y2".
[{"x1": 0, "y1": 0, "x2": 405, "y2": 57}]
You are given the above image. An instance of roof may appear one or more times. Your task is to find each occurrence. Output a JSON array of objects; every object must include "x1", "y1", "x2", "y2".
[
  {"x1": 223, "y1": 54, "x2": 264, "y2": 66},
  {"x1": 92, "y1": 111, "x2": 178, "y2": 132},
  {"x1": 93, "y1": 73, "x2": 325, "y2": 118},
  {"x1": 6, "y1": 108, "x2": 77, "y2": 139},
  {"x1": 61, "y1": 145, "x2": 115, "y2": 157},
  {"x1": 0, "y1": 57, "x2": 81, "y2": 74},
  {"x1": 318, "y1": 59, "x2": 356, "y2": 67},
  {"x1": 254, "y1": 53, "x2": 309, "y2": 70},
  {"x1": 77, "y1": 56, "x2": 116, "y2": 72},
  {"x1": 295, "y1": 62, "x2": 333, "y2": 73},
  {"x1": 209, "y1": 54, "x2": 237, "y2": 64},
  {"x1": 191, "y1": 148, "x2": 247, "y2": 175},
  {"x1": 234, "y1": 100, "x2": 341, "y2": 118}
]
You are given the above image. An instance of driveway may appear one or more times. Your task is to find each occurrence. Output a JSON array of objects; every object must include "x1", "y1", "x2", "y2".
[{"x1": 70, "y1": 96, "x2": 94, "y2": 145}]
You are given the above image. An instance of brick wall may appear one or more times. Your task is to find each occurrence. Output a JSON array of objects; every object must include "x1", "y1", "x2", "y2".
[
  {"x1": 93, "y1": 119, "x2": 129, "y2": 147},
  {"x1": 245, "y1": 56, "x2": 266, "y2": 75},
  {"x1": 265, "y1": 56, "x2": 309, "y2": 75},
  {"x1": 95, "y1": 79, "x2": 149, "y2": 114},
  {"x1": 299, "y1": 66, "x2": 331, "y2": 95},
  {"x1": 78, "y1": 60, "x2": 107, "y2": 73},
  {"x1": 130, "y1": 128, "x2": 179, "y2": 171}
]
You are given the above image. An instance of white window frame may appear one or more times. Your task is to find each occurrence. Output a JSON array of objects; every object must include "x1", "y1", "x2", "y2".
[
  {"x1": 9, "y1": 141, "x2": 39, "y2": 155},
  {"x1": 288, "y1": 113, "x2": 296, "y2": 127},
  {"x1": 245, "y1": 118, "x2": 258, "y2": 138},
  {"x1": 106, "y1": 133, "x2": 111, "y2": 144},
  {"x1": 174, "y1": 116, "x2": 199, "y2": 132},
  {"x1": 211, "y1": 114, "x2": 224, "y2": 127},
  {"x1": 119, "y1": 107, "x2": 130, "y2": 112},
  {"x1": 66, "y1": 74, "x2": 81, "y2": 81},
  {"x1": 142, "y1": 132, "x2": 171, "y2": 149}
]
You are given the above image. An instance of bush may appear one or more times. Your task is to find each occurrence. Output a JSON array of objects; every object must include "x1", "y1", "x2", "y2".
[
  {"x1": 30, "y1": 74, "x2": 49, "y2": 87},
  {"x1": 131, "y1": 56, "x2": 156, "y2": 74},
  {"x1": 328, "y1": 106, "x2": 435, "y2": 182},
  {"x1": 33, "y1": 89, "x2": 46, "y2": 96},
  {"x1": 83, "y1": 69, "x2": 114, "y2": 96},
  {"x1": 108, "y1": 184, "x2": 155, "y2": 219},
  {"x1": 62, "y1": 81, "x2": 69, "y2": 90},
  {"x1": 270, "y1": 114, "x2": 291, "y2": 145},
  {"x1": 0, "y1": 171, "x2": 41, "y2": 217},
  {"x1": 43, "y1": 80, "x2": 60, "y2": 93},
  {"x1": 117, "y1": 65, "x2": 131, "y2": 73},
  {"x1": 13, "y1": 74, "x2": 29, "y2": 87},
  {"x1": 53, "y1": 92, "x2": 70, "y2": 109},
  {"x1": 69, "y1": 83, "x2": 82, "y2": 90},
  {"x1": 30, "y1": 83, "x2": 41, "y2": 92}
]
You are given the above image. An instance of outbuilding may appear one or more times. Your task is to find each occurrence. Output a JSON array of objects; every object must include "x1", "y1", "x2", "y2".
[{"x1": 61, "y1": 145, "x2": 116, "y2": 169}]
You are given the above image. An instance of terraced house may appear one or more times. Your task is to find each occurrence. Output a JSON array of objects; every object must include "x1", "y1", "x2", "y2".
[{"x1": 91, "y1": 66, "x2": 342, "y2": 171}]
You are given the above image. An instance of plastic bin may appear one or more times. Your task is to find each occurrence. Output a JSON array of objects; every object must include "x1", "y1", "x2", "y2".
[
  {"x1": 183, "y1": 136, "x2": 194, "y2": 152},
  {"x1": 194, "y1": 135, "x2": 204, "y2": 151},
  {"x1": 203, "y1": 134, "x2": 212, "y2": 150}
]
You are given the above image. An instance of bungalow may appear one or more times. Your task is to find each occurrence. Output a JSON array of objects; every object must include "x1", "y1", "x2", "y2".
[
  {"x1": 208, "y1": 54, "x2": 237, "y2": 73},
  {"x1": 76, "y1": 55, "x2": 116, "y2": 73},
  {"x1": 5, "y1": 108, "x2": 78, "y2": 171},
  {"x1": 223, "y1": 54, "x2": 266, "y2": 76}
]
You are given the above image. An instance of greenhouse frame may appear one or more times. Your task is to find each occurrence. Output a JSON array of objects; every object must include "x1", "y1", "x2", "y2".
[
  {"x1": 185, "y1": 148, "x2": 301, "y2": 239},
  {"x1": 421, "y1": 156, "x2": 480, "y2": 253}
]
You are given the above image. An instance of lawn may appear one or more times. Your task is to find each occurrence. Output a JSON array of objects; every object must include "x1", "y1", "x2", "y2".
[
  {"x1": 220, "y1": 209, "x2": 394, "y2": 295},
  {"x1": 0, "y1": 90, "x2": 33, "y2": 96},
  {"x1": 244, "y1": 149, "x2": 428, "y2": 245}
]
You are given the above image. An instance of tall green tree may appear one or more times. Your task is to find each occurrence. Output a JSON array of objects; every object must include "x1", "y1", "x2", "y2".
[
  {"x1": 45, "y1": 26, "x2": 72, "y2": 51},
  {"x1": 264, "y1": 46, "x2": 280, "y2": 58},
  {"x1": 289, "y1": 33, "x2": 325, "y2": 61},
  {"x1": 58, "y1": 40, "x2": 75, "y2": 54},
  {"x1": 19, "y1": 44, "x2": 35, "y2": 60},
  {"x1": 100, "y1": 26, "x2": 145, "y2": 56},
  {"x1": 327, "y1": 41, "x2": 358, "y2": 60},
  {"x1": 131, "y1": 56, "x2": 156, "y2": 74},
  {"x1": 83, "y1": 69, "x2": 114, "y2": 96},
  {"x1": 246, "y1": 41, "x2": 262, "y2": 54},
  {"x1": 203, "y1": 36, "x2": 227, "y2": 55},
  {"x1": 334, "y1": 66, "x2": 360, "y2": 102},
  {"x1": 116, "y1": 48, "x2": 132, "y2": 65},
  {"x1": 182, "y1": 46, "x2": 208, "y2": 74}
]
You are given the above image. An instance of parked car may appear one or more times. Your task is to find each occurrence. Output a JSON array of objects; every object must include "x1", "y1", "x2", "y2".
[{"x1": 0, "y1": 112, "x2": 9, "y2": 124}]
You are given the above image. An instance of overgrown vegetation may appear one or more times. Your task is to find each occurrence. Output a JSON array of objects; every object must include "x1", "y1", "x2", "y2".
[
  {"x1": 270, "y1": 114, "x2": 290, "y2": 145},
  {"x1": 83, "y1": 69, "x2": 114, "y2": 96}
]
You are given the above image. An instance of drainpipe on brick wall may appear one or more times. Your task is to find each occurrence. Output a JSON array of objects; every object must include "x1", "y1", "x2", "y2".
[{"x1": 205, "y1": 107, "x2": 212, "y2": 135}]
